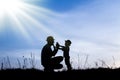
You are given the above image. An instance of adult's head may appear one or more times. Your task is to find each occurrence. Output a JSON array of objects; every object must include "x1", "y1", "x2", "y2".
[{"x1": 46, "y1": 36, "x2": 54, "y2": 45}]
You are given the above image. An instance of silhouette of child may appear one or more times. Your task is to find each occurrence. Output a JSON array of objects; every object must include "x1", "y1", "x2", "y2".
[{"x1": 59, "y1": 40, "x2": 72, "y2": 71}]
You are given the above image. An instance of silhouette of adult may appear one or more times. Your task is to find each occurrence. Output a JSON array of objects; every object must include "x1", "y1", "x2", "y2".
[
  {"x1": 41, "y1": 36, "x2": 63, "y2": 72},
  {"x1": 59, "y1": 40, "x2": 72, "y2": 71}
]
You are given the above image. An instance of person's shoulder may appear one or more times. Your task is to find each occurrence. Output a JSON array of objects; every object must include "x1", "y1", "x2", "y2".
[{"x1": 44, "y1": 44, "x2": 50, "y2": 48}]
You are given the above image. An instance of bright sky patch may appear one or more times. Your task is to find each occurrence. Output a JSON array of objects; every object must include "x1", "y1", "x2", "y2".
[{"x1": 0, "y1": 0, "x2": 24, "y2": 15}]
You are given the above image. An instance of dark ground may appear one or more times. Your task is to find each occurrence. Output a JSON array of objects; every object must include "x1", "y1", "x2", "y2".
[{"x1": 0, "y1": 68, "x2": 120, "y2": 79}]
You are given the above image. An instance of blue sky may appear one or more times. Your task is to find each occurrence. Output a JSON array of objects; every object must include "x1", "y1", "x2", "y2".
[
  {"x1": 44, "y1": 0, "x2": 92, "y2": 12},
  {"x1": 30, "y1": 0, "x2": 92, "y2": 12},
  {"x1": 0, "y1": 0, "x2": 120, "y2": 69}
]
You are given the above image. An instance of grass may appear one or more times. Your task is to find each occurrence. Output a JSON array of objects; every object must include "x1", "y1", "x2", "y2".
[
  {"x1": 0, "y1": 67, "x2": 120, "y2": 79},
  {"x1": 0, "y1": 53, "x2": 120, "y2": 79}
]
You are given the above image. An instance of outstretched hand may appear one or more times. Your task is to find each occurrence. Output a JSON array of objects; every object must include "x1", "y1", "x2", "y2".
[{"x1": 56, "y1": 42, "x2": 60, "y2": 49}]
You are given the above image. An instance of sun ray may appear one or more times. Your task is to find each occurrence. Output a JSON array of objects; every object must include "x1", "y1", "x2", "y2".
[
  {"x1": 0, "y1": 0, "x2": 63, "y2": 44},
  {"x1": 21, "y1": 3, "x2": 64, "y2": 38},
  {"x1": 14, "y1": 3, "x2": 62, "y2": 35},
  {"x1": 7, "y1": 11, "x2": 32, "y2": 41}
]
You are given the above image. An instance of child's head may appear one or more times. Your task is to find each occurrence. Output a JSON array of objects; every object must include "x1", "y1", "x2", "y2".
[{"x1": 65, "y1": 40, "x2": 72, "y2": 46}]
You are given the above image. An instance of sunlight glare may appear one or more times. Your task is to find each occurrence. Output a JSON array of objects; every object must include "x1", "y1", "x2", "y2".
[
  {"x1": 0, "y1": 0, "x2": 60, "y2": 43},
  {"x1": 0, "y1": 0, "x2": 23, "y2": 13}
]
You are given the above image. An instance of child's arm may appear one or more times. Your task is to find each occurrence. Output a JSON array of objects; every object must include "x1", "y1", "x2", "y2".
[{"x1": 58, "y1": 45, "x2": 65, "y2": 50}]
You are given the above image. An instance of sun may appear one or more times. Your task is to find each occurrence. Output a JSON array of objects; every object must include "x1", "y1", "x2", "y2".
[
  {"x1": 0, "y1": 0, "x2": 58, "y2": 43},
  {"x1": 0, "y1": 0, "x2": 24, "y2": 14}
]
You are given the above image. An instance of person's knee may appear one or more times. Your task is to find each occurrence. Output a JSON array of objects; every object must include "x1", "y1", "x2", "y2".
[{"x1": 58, "y1": 56, "x2": 63, "y2": 61}]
